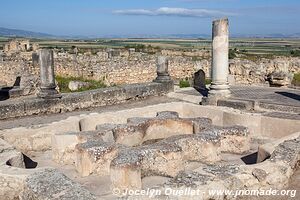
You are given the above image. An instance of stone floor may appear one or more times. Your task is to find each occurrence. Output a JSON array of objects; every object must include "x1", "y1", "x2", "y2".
[
  {"x1": 175, "y1": 85, "x2": 300, "y2": 107},
  {"x1": 172, "y1": 85, "x2": 300, "y2": 112},
  {"x1": 230, "y1": 85, "x2": 300, "y2": 107}
]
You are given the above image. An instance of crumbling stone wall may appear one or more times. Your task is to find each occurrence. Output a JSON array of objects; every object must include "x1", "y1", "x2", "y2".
[
  {"x1": 0, "y1": 52, "x2": 37, "y2": 86},
  {"x1": 229, "y1": 57, "x2": 300, "y2": 85},
  {"x1": 4, "y1": 39, "x2": 39, "y2": 54},
  {"x1": 0, "y1": 48, "x2": 299, "y2": 87}
]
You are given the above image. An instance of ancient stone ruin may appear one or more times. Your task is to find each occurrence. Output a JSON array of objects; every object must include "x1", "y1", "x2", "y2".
[
  {"x1": 0, "y1": 102, "x2": 299, "y2": 199},
  {"x1": 4, "y1": 39, "x2": 39, "y2": 54},
  {"x1": 0, "y1": 18, "x2": 299, "y2": 200}
]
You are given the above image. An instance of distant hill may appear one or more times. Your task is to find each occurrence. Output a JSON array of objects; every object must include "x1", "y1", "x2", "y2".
[
  {"x1": 0, "y1": 27, "x2": 299, "y2": 39},
  {"x1": 0, "y1": 27, "x2": 53, "y2": 38}
]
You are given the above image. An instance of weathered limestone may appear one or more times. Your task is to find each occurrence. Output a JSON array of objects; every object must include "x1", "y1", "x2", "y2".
[
  {"x1": 151, "y1": 136, "x2": 300, "y2": 200},
  {"x1": 267, "y1": 71, "x2": 293, "y2": 87},
  {"x1": 19, "y1": 168, "x2": 96, "y2": 200},
  {"x1": 0, "y1": 139, "x2": 38, "y2": 200},
  {"x1": 37, "y1": 49, "x2": 61, "y2": 99},
  {"x1": 68, "y1": 80, "x2": 91, "y2": 91},
  {"x1": 0, "y1": 101, "x2": 299, "y2": 199},
  {"x1": 209, "y1": 18, "x2": 231, "y2": 97},
  {"x1": 113, "y1": 112, "x2": 196, "y2": 146},
  {"x1": 75, "y1": 141, "x2": 119, "y2": 177},
  {"x1": 154, "y1": 56, "x2": 172, "y2": 83},
  {"x1": 109, "y1": 122, "x2": 250, "y2": 192},
  {"x1": 203, "y1": 125, "x2": 251, "y2": 154},
  {"x1": 0, "y1": 139, "x2": 25, "y2": 168},
  {"x1": 1, "y1": 116, "x2": 80, "y2": 152},
  {"x1": 110, "y1": 130, "x2": 237, "y2": 192},
  {"x1": 110, "y1": 158, "x2": 142, "y2": 191},
  {"x1": 52, "y1": 125, "x2": 116, "y2": 165},
  {"x1": 0, "y1": 139, "x2": 96, "y2": 200},
  {"x1": 257, "y1": 132, "x2": 300, "y2": 163}
]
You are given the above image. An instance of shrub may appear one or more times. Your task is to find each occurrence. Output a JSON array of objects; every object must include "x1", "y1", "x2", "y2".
[
  {"x1": 179, "y1": 79, "x2": 191, "y2": 88},
  {"x1": 124, "y1": 44, "x2": 146, "y2": 52},
  {"x1": 290, "y1": 50, "x2": 300, "y2": 57},
  {"x1": 205, "y1": 79, "x2": 212, "y2": 85},
  {"x1": 292, "y1": 73, "x2": 300, "y2": 86},
  {"x1": 229, "y1": 49, "x2": 237, "y2": 59}
]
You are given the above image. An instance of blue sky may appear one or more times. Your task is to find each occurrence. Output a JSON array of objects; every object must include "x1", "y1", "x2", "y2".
[{"x1": 1, "y1": 0, "x2": 299, "y2": 36}]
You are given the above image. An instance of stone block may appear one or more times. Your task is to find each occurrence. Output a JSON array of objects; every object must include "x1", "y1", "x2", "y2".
[
  {"x1": 257, "y1": 132, "x2": 300, "y2": 163},
  {"x1": 75, "y1": 141, "x2": 119, "y2": 177},
  {"x1": 170, "y1": 134, "x2": 221, "y2": 164},
  {"x1": 19, "y1": 168, "x2": 96, "y2": 200},
  {"x1": 144, "y1": 119, "x2": 194, "y2": 143},
  {"x1": 110, "y1": 133, "x2": 222, "y2": 191},
  {"x1": 110, "y1": 164, "x2": 142, "y2": 192},
  {"x1": 201, "y1": 125, "x2": 250, "y2": 154},
  {"x1": 52, "y1": 127, "x2": 116, "y2": 165},
  {"x1": 218, "y1": 99, "x2": 254, "y2": 110},
  {"x1": 52, "y1": 132, "x2": 81, "y2": 164},
  {"x1": 113, "y1": 124, "x2": 144, "y2": 146},
  {"x1": 95, "y1": 123, "x2": 116, "y2": 143}
]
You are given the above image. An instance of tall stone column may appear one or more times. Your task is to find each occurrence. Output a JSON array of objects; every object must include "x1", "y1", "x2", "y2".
[
  {"x1": 154, "y1": 56, "x2": 171, "y2": 83},
  {"x1": 209, "y1": 18, "x2": 231, "y2": 97},
  {"x1": 32, "y1": 52, "x2": 39, "y2": 68},
  {"x1": 37, "y1": 49, "x2": 61, "y2": 99}
]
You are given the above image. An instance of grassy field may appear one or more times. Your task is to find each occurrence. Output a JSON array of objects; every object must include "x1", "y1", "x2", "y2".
[
  {"x1": 56, "y1": 75, "x2": 107, "y2": 93},
  {"x1": 1, "y1": 36, "x2": 300, "y2": 58}
]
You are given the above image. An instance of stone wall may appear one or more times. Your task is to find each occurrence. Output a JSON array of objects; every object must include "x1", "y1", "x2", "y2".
[
  {"x1": 0, "y1": 52, "x2": 37, "y2": 86},
  {"x1": 0, "y1": 81, "x2": 173, "y2": 119},
  {"x1": 0, "y1": 49, "x2": 300, "y2": 87},
  {"x1": 229, "y1": 57, "x2": 300, "y2": 85}
]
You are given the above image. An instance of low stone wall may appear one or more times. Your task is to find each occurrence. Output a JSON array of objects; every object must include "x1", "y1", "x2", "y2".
[
  {"x1": 0, "y1": 81, "x2": 173, "y2": 119},
  {"x1": 1, "y1": 49, "x2": 300, "y2": 87}
]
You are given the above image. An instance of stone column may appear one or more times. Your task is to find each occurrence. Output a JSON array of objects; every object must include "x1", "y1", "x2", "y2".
[
  {"x1": 37, "y1": 49, "x2": 61, "y2": 99},
  {"x1": 107, "y1": 49, "x2": 113, "y2": 59},
  {"x1": 154, "y1": 56, "x2": 172, "y2": 83},
  {"x1": 32, "y1": 52, "x2": 39, "y2": 68},
  {"x1": 209, "y1": 18, "x2": 231, "y2": 97}
]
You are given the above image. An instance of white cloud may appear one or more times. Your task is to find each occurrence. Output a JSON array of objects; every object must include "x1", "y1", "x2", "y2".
[
  {"x1": 113, "y1": 9, "x2": 155, "y2": 16},
  {"x1": 113, "y1": 7, "x2": 235, "y2": 18}
]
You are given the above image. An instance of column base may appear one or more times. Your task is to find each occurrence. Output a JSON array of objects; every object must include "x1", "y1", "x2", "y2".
[
  {"x1": 153, "y1": 75, "x2": 172, "y2": 83},
  {"x1": 37, "y1": 88, "x2": 62, "y2": 99},
  {"x1": 208, "y1": 83, "x2": 231, "y2": 97},
  {"x1": 201, "y1": 83, "x2": 231, "y2": 105}
]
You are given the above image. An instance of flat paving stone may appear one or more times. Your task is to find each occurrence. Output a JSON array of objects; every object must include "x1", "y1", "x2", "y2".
[
  {"x1": 230, "y1": 85, "x2": 300, "y2": 108},
  {"x1": 174, "y1": 86, "x2": 300, "y2": 111}
]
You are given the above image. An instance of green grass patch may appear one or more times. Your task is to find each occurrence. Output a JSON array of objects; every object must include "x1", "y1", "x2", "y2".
[
  {"x1": 229, "y1": 48, "x2": 237, "y2": 59},
  {"x1": 292, "y1": 73, "x2": 300, "y2": 86},
  {"x1": 179, "y1": 79, "x2": 191, "y2": 88},
  {"x1": 205, "y1": 79, "x2": 212, "y2": 85},
  {"x1": 291, "y1": 50, "x2": 300, "y2": 57},
  {"x1": 56, "y1": 75, "x2": 107, "y2": 93}
]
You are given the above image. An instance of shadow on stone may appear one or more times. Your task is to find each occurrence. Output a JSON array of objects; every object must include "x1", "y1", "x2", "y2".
[
  {"x1": 5, "y1": 154, "x2": 38, "y2": 169},
  {"x1": 13, "y1": 76, "x2": 21, "y2": 87},
  {"x1": 193, "y1": 69, "x2": 209, "y2": 97},
  {"x1": 23, "y1": 154, "x2": 38, "y2": 169},
  {"x1": 276, "y1": 91, "x2": 300, "y2": 102},
  {"x1": 0, "y1": 87, "x2": 12, "y2": 101},
  {"x1": 241, "y1": 152, "x2": 258, "y2": 165},
  {"x1": 0, "y1": 76, "x2": 22, "y2": 101}
]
